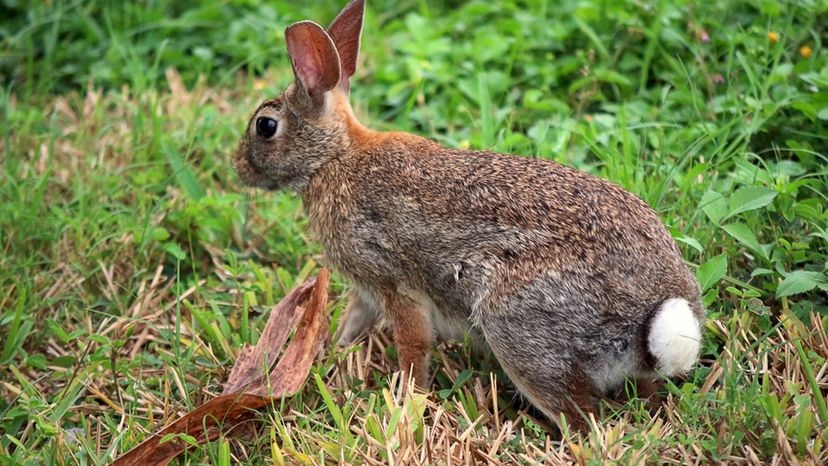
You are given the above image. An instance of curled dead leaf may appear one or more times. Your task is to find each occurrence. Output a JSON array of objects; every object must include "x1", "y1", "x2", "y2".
[{"x1": 111, "y1": 269, "x2": 330, "y2": 466}]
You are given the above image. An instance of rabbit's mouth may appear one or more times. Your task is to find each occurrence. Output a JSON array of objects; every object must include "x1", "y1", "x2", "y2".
[
  {"x1": 259, "y1": 179, "x2": 279, "y2": 191},
  {"x1": 233, "y1": 152, "x2": 271, "y2": 190},
  {"x1": 239, "y1": 172, "x2": 278, "y2": 191},
  {"x1": 247, "y1": 164, "x2": 281, "y2": 191},
  {"x1": 239, "y1": 170, "x2": 278, "y2": 191}
]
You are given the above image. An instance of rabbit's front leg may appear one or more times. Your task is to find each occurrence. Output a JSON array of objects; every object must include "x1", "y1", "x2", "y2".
[
  {"x1": 336, "y1": 286, "x2": 382, "y2": 345},
  {"x1": 380, "y1": 289, "x2": 434, "y2": 386}
]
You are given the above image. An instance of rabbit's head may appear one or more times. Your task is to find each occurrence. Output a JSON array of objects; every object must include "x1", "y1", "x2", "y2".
[{"x1": 234, "y1": 0, "x2": 366, "y2": 192}]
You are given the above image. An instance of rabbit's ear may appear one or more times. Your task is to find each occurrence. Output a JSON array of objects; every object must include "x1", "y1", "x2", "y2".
[
  {"x1": 285, "y1": 21, "x2": 342, "y2": 101},
  {"x1": 327, "y1": 0, "x2": 365, "y2": 94}
]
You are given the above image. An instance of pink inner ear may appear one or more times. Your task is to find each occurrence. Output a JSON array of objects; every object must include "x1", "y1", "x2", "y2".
[
  {"x1": 285, "y1": 22, "x2": 341, "y2": 96},
  {"x1": 286, "y1": 27, "x2": 320, "y2": 91},
  {"x1": 293, "y1": 45, "x2": 322, "y2": 90}
]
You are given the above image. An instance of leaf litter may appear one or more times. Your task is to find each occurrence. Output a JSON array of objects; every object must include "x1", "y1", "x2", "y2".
[{"x1": 111, "y1": 269, "x2": 330, "y2": 466}]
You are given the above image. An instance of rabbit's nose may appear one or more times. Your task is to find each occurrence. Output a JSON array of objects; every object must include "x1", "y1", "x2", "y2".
[
  {"x1": 244, "y1": 152, "x2": 263, "y2": 171},
  {"x1": 232, "y1": 149, "x2": 254, "y2": 177}
]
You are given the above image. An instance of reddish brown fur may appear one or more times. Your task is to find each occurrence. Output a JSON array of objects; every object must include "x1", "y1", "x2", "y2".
[{"x1": 380, "y1": 289, "x2": 434, "y2": 385}]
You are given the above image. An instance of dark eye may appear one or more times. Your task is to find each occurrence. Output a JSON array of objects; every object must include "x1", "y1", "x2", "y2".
[{"x1": 256, "y1": 117, "x2": 278, "y2": 139}]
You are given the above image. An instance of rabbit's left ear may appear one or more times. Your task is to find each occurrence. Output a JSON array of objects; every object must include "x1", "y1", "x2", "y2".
[{"x1": 327, "y1": 0, "x2": 365, "y2": 94}]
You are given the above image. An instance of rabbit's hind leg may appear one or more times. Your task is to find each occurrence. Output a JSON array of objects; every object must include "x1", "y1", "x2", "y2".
[
  {"x1": 478, "y1": 291, "x2": 600, "y2": 432},
  {"x1": 484, "y1": 327, "x2": 597, "y2": 432}
]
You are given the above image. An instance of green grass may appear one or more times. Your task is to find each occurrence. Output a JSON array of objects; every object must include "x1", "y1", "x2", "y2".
[{"x1": 2, "y1": 0, "x2": 828, "y2": 463}]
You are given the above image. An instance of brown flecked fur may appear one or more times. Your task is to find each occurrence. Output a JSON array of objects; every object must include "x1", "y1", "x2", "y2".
[
  {"x1": 380, "y1": 288, "x2": 434, "y2": 385},
  {"x1": 233, "y1": 0, "x2": 704, "y2": 431}
]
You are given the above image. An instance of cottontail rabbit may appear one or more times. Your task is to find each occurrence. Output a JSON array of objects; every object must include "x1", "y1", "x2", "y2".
[{"x1": 234, "y1": 0, "x2": 704, "y2": 431}]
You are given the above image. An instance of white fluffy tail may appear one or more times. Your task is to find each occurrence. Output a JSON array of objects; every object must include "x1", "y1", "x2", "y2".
[{"x1": 647, "y1": 298, "x2": 702, "y2": 376}]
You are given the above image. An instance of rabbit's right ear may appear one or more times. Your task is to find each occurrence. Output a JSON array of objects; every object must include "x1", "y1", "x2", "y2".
[
  {"x1": 285, "y1": 21, "x2": 341, "y2": 102},
  {"x1": 327, "y1": 0, "x2": 365, "y2": 94}
]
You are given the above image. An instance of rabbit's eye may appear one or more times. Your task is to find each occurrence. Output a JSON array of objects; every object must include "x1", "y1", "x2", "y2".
[{"x1": 256, "y1": 117, "x2": 279, "y2": 139}]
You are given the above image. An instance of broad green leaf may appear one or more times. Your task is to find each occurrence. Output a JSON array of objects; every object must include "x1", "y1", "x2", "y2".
[
  {"x1": 697, "y1": 254, "x2": 727, "y2": 292},
  {"x1": 722, "y1": 222, "x2": 768, "y2": 260},
  {"x1": 776, "y1": 270, "x2": 828, "y2": 298},
  {"x1": 726, "y1": 186, "x2": 776, "y2": 219},
  {"x1": 675, "y1": 235, "x2": 704, "y2": 254},
  {"x1": 151, "y1": 227, "x2": 170, "y2": 241},
  {"x1": 701, "y1": 190, "x2": 727, "y2": 225},
  {"x1": 163, "y1": 142, "x2": 205, "y2": 201},
  {"x1": 162, "y1": 242, "x2": 187, "y2": 261},
  {"x1": 594, "y1": 68, "x2": 632, "y2": 87},
  {"x1": 452, "y1": 370, "x2": 473, "y2": 392}
]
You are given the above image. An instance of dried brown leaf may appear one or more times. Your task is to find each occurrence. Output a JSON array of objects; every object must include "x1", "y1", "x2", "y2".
[{"x1": 111, "y1": 269, "x2": 330, "y2": 466}]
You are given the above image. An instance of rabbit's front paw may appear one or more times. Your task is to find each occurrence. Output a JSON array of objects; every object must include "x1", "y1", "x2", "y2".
[
  {"x1": 381, "y1": 290, "x2": 435, "y2": 387},
  {"x1": 335, "y1": 288, "x2": 382, "y2": 346}
]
